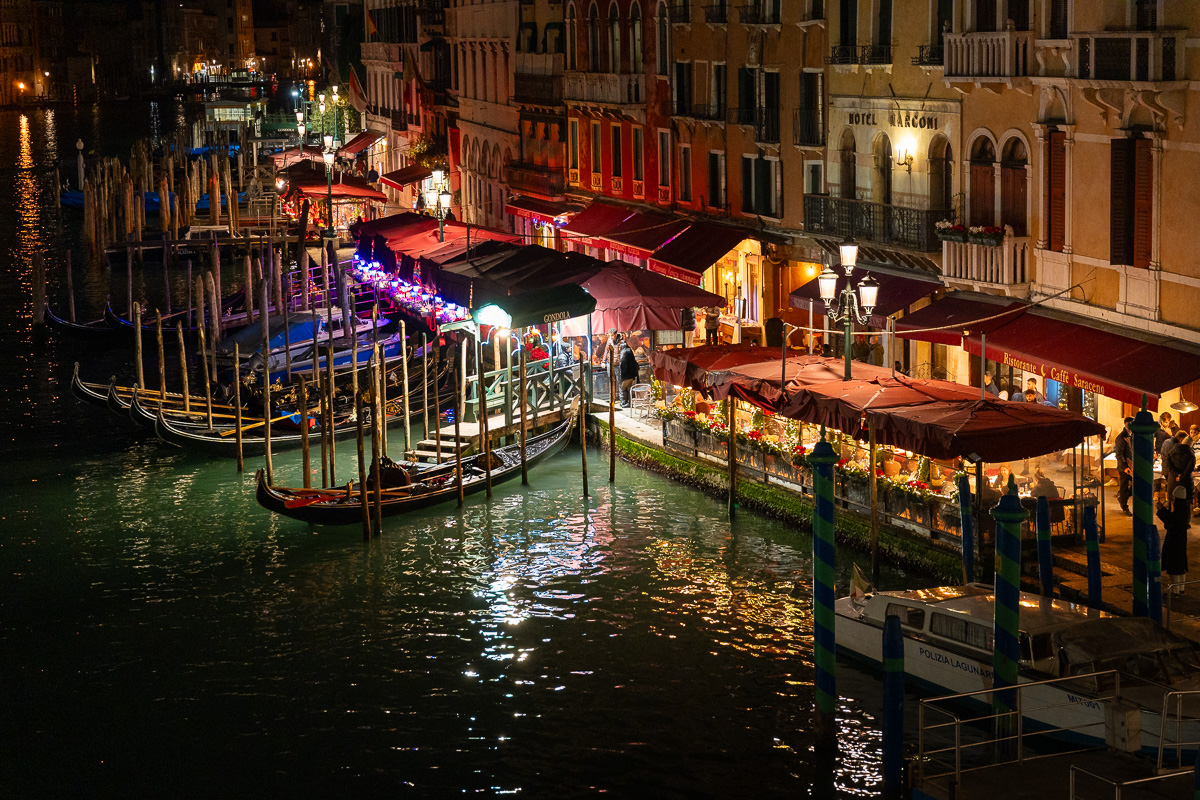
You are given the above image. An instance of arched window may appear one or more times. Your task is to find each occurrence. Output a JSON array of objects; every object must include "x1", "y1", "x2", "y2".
[
  {"x1": 1000, "y1": 137, "x2": 1027, "y2": 236},
  {"x1": 608, "y1": 3, "x2": 622, "y2": 73},
  {"x1": 589, "y1": 4, "x2": 602, "y2": 72},
  {"x1": 630, "y1": 4, "x2": 643, "y2": 73},
  {"x1": 492, "y1": 144, "x2": 502, "y2": 181},
  {"x1": 656, "y1": 2, "x2": 669, "y2": 76},
  {"x1": 872, "y1": 133, "x2": 893, "y2": 205},
  {"x1": 928, "y1": 135, "x2": 954, "y2": 213},
  {"x1": 839, "y1": 129, "x2": 856, "y2": 200},
  {"x1": 567, "y1": 4, "x2": 578, "y2": 70},
  {"x1": 969, "y1": 136, "x2": 996, "y2": 227}
]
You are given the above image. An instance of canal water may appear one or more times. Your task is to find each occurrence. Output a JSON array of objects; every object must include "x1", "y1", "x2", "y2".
[{"x1": 2, "y1": 102, "x2": 925, "y2": 797}]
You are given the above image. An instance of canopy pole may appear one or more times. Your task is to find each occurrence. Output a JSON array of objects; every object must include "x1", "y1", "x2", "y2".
[
  {"x1": 519, "y1": 331, "x2": 528, "y2": 485},
  {"x1": 477, "y1": 334, "x2": 492, "y2": 498},
  {"x1": 299, "y1": 375, "x2": 311, "y2": 489},
  {"x1": 1131, "y1": 396, "x2": 1157, "y2": 618},
  {"x1": 807, "y1": 299, "x2": 813, "y2": 355},
  {"x1": 353, "y1": 333, "x2": 370, "y2": 540},
  {"x1": 585, "y1": 315, "x2": 593, "y2": 405},
  {"x1": 423, "y1": 334, "x2": 430, "y2": 442},
  {"x1": 609, "y1": 347, "x2": 616, "y2": 483},
  {"x1": 980, "y1": 331, "x2": 987, "y2": 399},
  {"x1": 400, "y1": 320, "x2": 411, "y2": 457},
  {"x1": 869, "y1": 422, "x2": 879, "y2": 583}
]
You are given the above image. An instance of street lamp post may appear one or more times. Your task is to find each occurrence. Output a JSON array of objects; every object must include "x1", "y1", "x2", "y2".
[
  {"x1": 817, "y1": 237, "x2": 879, "y2": 381},
  {"x1": 423, "y1": 168, "x2": 452, "y2": 242},
  {"x1": 322, "y1": 149, "x2": 335, "y2": 240}
]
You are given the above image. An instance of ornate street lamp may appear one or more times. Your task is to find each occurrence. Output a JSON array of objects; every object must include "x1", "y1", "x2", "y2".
[
  {"x1": 818, "y1": 237, "x2": 880, "y2": 381},
  {"x1": 322, "y1": 149, "x2": 335, "y2": 239},
  {"x1": 424, "y1": 168, "x2": 452, "y2": 242}
]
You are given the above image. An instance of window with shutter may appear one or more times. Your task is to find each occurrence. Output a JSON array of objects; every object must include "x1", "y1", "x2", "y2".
[
  {"x1": 1001, "y1": 138, "x2": 1027, "y2": 236},
  {"x1": 1133, "y1": 138, "x2": 1153, "y2": 269},
  {"x1": 741, "y1": 155, "x2": 753, "y2": 213},
  {"x1": 1109, "y1": 138, "x2": 1134, "y2": 266},
  {"x1": 1047, "y1": 131, "x2": 1066, "y2": 252},
  {"x1": 969, "y1": 138, "x2": 995, "y2": 228}
]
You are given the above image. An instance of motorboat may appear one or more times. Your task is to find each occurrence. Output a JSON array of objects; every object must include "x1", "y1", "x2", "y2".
[{"x1": 836, "y1": 584, "x2": 1200, "y2": 753}]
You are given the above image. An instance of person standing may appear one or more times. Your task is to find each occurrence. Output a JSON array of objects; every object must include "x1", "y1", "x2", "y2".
[
  {"x1": 1167, "y1": 429, "x2": 1196, "y2": 501},
  {"x1": 618, "y1": 340, "x2": 639, "y2": 408},
  {"x1": 704, "y1": 306, "x2": 722, "y2": 346},
  {"x1": 1115, "y1": 416, "x2": 1134, "y2": 515},
  {"x1": 1158, "y1": 485, "x2": 1191, "y2": 594},
  {"x1": 983, "y1": 370, "x2": 1000, "y2": 397}
]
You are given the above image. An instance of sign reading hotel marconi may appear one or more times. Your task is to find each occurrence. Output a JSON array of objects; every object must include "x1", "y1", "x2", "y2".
[{"x1": 845, "y1": 110, "x2": 941, "y2": 129}]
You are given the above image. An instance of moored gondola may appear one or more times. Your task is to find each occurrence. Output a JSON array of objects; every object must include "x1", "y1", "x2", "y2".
[
  {"x1": 44, "y1": 306, "x2": 122, "y2": 343},
  {"x1": 255, "y1": 402, "x2": 578, "y2": 525}
]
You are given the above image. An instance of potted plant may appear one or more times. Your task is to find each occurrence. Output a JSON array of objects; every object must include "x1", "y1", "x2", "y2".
[
  {"x1": 935, "y1": 219, "x2": 968, "y2": 243},
  {"x1": 968, "y1": 225, "x2": 1005, "y2": 246}
]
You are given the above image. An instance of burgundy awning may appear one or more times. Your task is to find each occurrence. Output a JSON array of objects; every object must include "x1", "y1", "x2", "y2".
[
  {"x1": 558, "y1": 262, "x2": 724, "y2": 335},
  {"x1": 897, "y1": 293, "x2": 1200, "y2": 408},
  {"x1": 379, "y1": 164, "x2": 433, "y2": 191},
  {"x1": 647, "y1": 223, "x2": 752, "y2": 286},
  {"x1": 598, "y1": 212, "x2": 690, "y2": 259},
  {"x1": 561, "y1": 200, "x2": 634, "y2": 248},
  {"x1": 504, "y1": 196, "x2": 584, "y2": 223},
  {"x1": 790, "y1": 265, "x2": 942, "y2": 328},
  {"x1": 338, "y1": 130, "x2": 384, "y2": 157}
]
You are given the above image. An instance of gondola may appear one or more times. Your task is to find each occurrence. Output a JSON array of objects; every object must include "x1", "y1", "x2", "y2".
[
  {"x1": 70, "y1": 363, "x2": 118, "y2": 409},
  {"x1": 103, "y1": 289, "x2": 246, "y2": 339},
  {"x1": 44, "y1": 305, "x2": 123, "y2": 343},
  {"x1": 71, "y1": 363, "x2": 240, "y2": 420},
  {"x1": 255, "y1": 402, "x2": 578, "y2": 525}
]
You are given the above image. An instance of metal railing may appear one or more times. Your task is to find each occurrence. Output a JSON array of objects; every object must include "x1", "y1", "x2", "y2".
[
  {"x1": 918, "y1": 670, "x2": 1124, "y2": 786},
  {"x1": 1069, "y1": 765, "x2": 1192, "y2": 799},
  {"x1": 737, "y1": 2, "x2": 780, "y2": 25},
  {"x1": 1156, "y1": 688, "x2": 1200, "y2": 771},
  {"x1": 462, "y1": 354, "x2": 583, "y2": 429},
  {"x1": 827, "y1": 44, "x2": 892, "y2": 65},
  {"x1": 792, "y1": 107, "x2": 823, "y2": 146},
  {"x1": 913, "y1": 44, "x2": 944, "y2": 66},
  {"x1": 944, "y1": 29, "x2": 1032, "y2": 78},
  {"x1": 752, "y1": 107, "x2": 779, "y2": 143},
  {"x1": 827, "y1": 44, "x2": 859, "y2": 64},
  {"x1": 691, "y1": 102, "x2": 725, "y2": 120},
  {"x1": 390, "y1": 109, "x2": 407, "y2": 131},
  {"x1": 803, "y1": 195, "x2": 941, "y2": 252},
  {"x1": 1162, "y1": 576, "x2": 1200, "y2": 629},
  {"x1": 668, "y1": 2, "x2": 690, "y2": 22},
  {"x1": 1073, "y1": 30, "x2": 1180, "y2": 81},
  {"x1": 702, "y1": 3, "x2": 727, "y2": 23}
]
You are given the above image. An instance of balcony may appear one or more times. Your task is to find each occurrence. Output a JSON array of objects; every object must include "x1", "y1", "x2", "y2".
[
  {"x1": 944, "y1": 28, "x2": 1031, "y2": 80},
  {"x1": 912, "y1": 44, "x2": 944, "y2": 67},
  {"x1": 702, "y1": 4, "x2": 728, "y2": 24},
  {"x1": 737, "y1": 2, "x2": 780, "y2": 25},
  {"x1": 792, "y1": 107, "x2": 823, "y2": 147},
  {"x1": 730, "y1": 107, "x2": 780, "y2": 143},
  {"x1": 504, "y1": 161, "x2": 566, "y2": 199},
  {"x1": 1073, "y1": 30, "x2": 1181, "y2": 82},
  {"x1": 564, "y1": 72, "x2": 645, "y2": 110},
  {"x1": 514, "y1": 73, "x2": 563, "y2": 105},
  {"x1": 691, "y1": 102, "x2": 725, "y2": 121},
  {"x1": 803, "y1": 195, "x2": 940, "y2": 252},
  {"x1": 941, "y1": 232, "x2": 1032, "y2": 296},
  {"x1": 668, "y1": 2, "x2": 690, "y2": 23},
  {"x1": 827, "y1": 45, "x2": 892, "y2": 66},
  {"x1": 390, "y1": 109, "x2": 406, "y2": 131}
]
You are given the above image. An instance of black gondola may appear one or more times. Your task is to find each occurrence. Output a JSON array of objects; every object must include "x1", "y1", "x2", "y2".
[
  {"x1": 44, "y1": 306, "x2": 123, "y2": 343},
  {"x1": 255, "y1": 402, "x2": 578, "y2": 526}
]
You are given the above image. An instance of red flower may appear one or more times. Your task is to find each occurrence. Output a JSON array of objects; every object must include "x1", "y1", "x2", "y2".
[
  {"x1": 684, "y1": 410, "x2": 697, "y2": 418},
  {"x1": 748, "y1": 430, "x2": 763, "y2": 440},
  {"x1": 792, "y1": 444, "x2": 806, "y2": 454},
  {"x1": 836, "y1": 458, "x2": 848, "y2": 468}
]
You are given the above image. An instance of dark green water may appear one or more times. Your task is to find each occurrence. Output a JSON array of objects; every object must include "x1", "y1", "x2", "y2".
[{"x1": 2, "y1": 103, "x2": 921, "y2": 798}]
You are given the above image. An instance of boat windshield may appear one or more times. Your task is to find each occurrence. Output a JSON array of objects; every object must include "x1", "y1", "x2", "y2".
[{"x1": 1053, "y1": 618, "x2": 1200, "y2": 686}]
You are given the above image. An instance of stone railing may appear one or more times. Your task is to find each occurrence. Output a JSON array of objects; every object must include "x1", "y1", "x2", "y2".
[
  {"x1": 941, "y1": 229, "x2": 1032, "y2": 290},
  {"x1": 563, "y1": 71, "x2": 645, "y2": 106},
  {"x1": 944, "y1": 27, "x2": 1033, "y2": 79}
]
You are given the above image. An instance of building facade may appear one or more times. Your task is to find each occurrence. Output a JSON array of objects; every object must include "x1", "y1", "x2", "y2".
[{"x1": 0, "y1": 0, "x2": 37, "y2": 105}]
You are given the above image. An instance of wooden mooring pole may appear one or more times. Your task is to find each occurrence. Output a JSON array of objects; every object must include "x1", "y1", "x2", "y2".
[{"x1": 233, "y1": 343, "x2": 244, "y2": 473}]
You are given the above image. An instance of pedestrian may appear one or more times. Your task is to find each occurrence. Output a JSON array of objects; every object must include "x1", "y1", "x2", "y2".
[
  {"x1": 1166, "y1": 429, "x2": 1196, "y2": 501},
  {"x1": 1157, "y1": 484, "x2": 1191, "y2": 594},
  {"x1": 597, "y1": 328, "x2": 619, "y2": 368},
  {"x1": 866, "y1": 335, "x2": 884, "y2": 366},
  {"x1": 704, "y1": 305, "x2": 723, "y2": 346},
  {"x1": 1115, "y1": 416, "x2": 1134, "y2": 515},
  {"x1": 618, "y1": 340, "x2": 639, "y2": 408},
  {"x1": 983, "y1": 370, "x2": 1000, "y2": 397},
  {"x1": 1157, "y1": 412, "x2": 1175, "y2": 453}
]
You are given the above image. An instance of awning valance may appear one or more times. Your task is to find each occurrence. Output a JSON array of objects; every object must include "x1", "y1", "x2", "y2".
[
  {"x1": 338, "y1": 130, "x2": 384, "y2": 157},
  {"x1": 598, "y1": 212, "x2": 690, "y2": 259},
  {"x1": 647, "y1": 223, "x2": 752, "y2": 286},
  {"x1": 897, "y1": 293, "x2": 1200, "y2": 408},
  {"x1": 504, "y1": 196, "x2": 584, "y2": 223},
  {"x1": 473, "y1": 283, "x2": 597, "y2": 330},
  {"x1": 561, "y1": 200, "x2": 634, "y2": 248}
]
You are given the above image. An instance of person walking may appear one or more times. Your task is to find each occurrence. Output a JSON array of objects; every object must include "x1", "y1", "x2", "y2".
[
  {"x1": 1158, "y1": 485, "x2": 1191, "y2": 594},
  {"x1": 1115, "y1": 416, "x2": 1134, "y2": 515},
  {"x1": 704, "y1": 306, "x2": 722, "y2": 346},
  {"x1": 618, "y1": 340, "x2": 639, "y2": 408}
]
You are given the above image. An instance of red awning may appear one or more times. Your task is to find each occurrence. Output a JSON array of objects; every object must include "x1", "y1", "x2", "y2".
[
  {"x1": 291, "y1": 179, "x2": 387, "y2": 202},
  {"x1": 504, "y1": 196, "x2": 584, "y2": 223},
  {"x1": 559, "y1": 262, "x2": 724, "y2": 335},
  {"x1": 270, "y1": 146, "x2": 325, "y2": 167},
  {"x1": 561, "y1": 200, "x2": 634, "y2": 248},
  {"x1": 598, "y1": 212, "x2": 690, "y2": 259},
  {"x1": 647, "y1": 223, "x2": 752, "y2": 286},
  {"x1": 379, "y1": 164, "x2": 433, "y2": 191},
  {"x1": 790, "y1": 266, "x2": 943, "y2": 328},
  {"x1": 338, "y1": 130, "x2": 384, "y2": 157},
  {"x1": 349, "y1": 211, "x2": 433, "y2": 241},
  {"x1": 897, "y1": 293, "x2": 1200, "y2": 408}
]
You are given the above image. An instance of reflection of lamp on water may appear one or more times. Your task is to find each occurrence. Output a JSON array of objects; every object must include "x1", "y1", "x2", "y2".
[{"x1": 817, "y1": 237, "x2": 880, "y2": 381}]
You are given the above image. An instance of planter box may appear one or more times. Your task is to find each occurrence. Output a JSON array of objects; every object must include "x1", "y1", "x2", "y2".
[
  {"x1": 696, "y1": 431, "x2": 728, "y2": 460},
  {"x1": 937, "y1": 230, "x2": 968, "y2": 243},
  {"x1": 844, "y1": 477, "x2": 870, "y2": 507},
  {"x1": 968, "y1": 233, "x2": 1004, "y2": 246}
]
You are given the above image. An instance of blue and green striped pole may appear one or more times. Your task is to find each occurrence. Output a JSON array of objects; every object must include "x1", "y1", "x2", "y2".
[
  {"x1": 958, "y1": 474, "x2": 975, "y2": 584},
  {"x1": 991, "y1": 475, "x2": 1024, "y2": 732},
  {"x1": 1192, "y1": 745, "x2": 1199, "y2": 798},
  {"x1": 1036, "y1": 495, "x2": 1053, "y2": 597},
  {"x1": 1131, "y1": 396, "x2": 1157, "y2": 617},
  {"x1": 882, "y1": 614, "x2": 904, "y2": 799},
  {"x1": 808, "y1": 431, "x2": 839, "y2": 748},
  {"x1": 1083, "y1": 505, "x2": 1103, "y2": 608},
  {"x1": 1148, "y1": 523, "x2": 1163, "y2": 625}
]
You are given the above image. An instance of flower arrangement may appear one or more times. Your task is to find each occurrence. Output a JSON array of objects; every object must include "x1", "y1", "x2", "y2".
[
  {"x1": 968, "y1": 225, "x2": 1005, "y2": 246},
  {"x1": 790, "y1": 443, "x2": 808, "y2": 467},
  {"x1": 529, "y1": 345, "x2": 550, "y2": 361},
  {"x1": 935, "y1": 219, "x2": 968, "y2": 242},
  {"x1": 899, "y1": 479, "x2": 934, "y2": 500}
]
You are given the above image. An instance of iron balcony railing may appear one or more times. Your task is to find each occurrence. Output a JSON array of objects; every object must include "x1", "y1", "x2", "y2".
[
  {"x1": 827, "y1": 44, "x2": 859, "y2": 64},
  {"x1": 913, "y1": 44, "x2": 944, "y2": 66},
  {"x1": 1073, "y1": 30, "x2": 1180, "y2": 82},
  {"x1": 827, "y1": 45, "x2": 893, "y2": 65},
  {"x1": 803, "y1": 195, "x2": 940, "y2": 252},
  {"x1": 729, "y1": 107, "x2": 779, "y2": 143},
  {"x1": 792, "y1": 107, "x2": 823, "y2": 147},
  {"x1": 503, "y1": 161, "x2": 566, "y2": 198},
  {"x1": 668, "y1": 2, "x2": 690, "y2": 22},
  {"x1": 692, "y1": 102, "x2": 725, "y2": 120},
  {"x1": 702, "y1": 3, "x2": 728, "y2": 23},
  {"x1": 390, "y1": 109, "x2": 406, "y2": 131},
  {"x1": 737, "y1": 2, "x2": 780, "y2": 24}
]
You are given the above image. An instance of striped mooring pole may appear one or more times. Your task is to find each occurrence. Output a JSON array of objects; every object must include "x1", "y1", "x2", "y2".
[
  {"x1": 1148, "y1": 523, "x2": 1163, "y2": 625},
  {"x1": 991, "y1": 474, "x2": 1024, "y2": 739},
  {"x1": 1083, "y1": 505, "x2": 1103, "y2": 608},
  {"x1": 808, "y1": 430, "x2": 839, "y2": 749},
  {"x1": 1131, "y1": 396, "x2": 1157, "y2": 617},
  {"x1": 957, "y1": 474, "x2": 975, "y2": 584},
  {"x1": 1036, "y1": 495, "x2": 1053, "y2": 597},
  {"x1": 882, "y1": 614, "x2": 904, "y2": 800}
]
